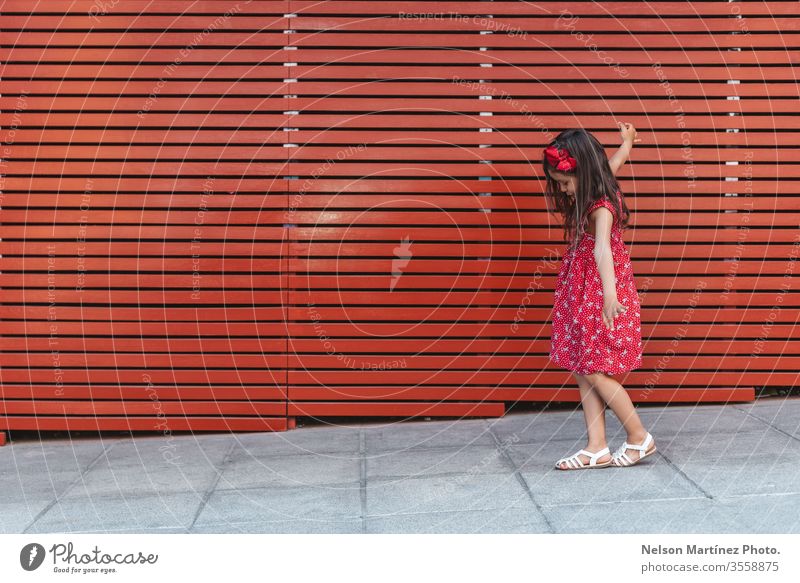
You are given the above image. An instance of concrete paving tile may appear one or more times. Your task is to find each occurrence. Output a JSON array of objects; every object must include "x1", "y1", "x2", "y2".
[
  {"x1": 674, "y1": 457, "x2": 800, "y2": 498},
  {"x1": 506, "y1": 447, "x2": 706, "y2": 506},
  {"x1": 230, "y1": 427, "x2": 361, "y2": 456},
  {"x1": 488, "y1": 409, "x2": 623, "y2": 445},
  {"x1": 363, "y1": 418, "x2": 495, "y2": 453},
  {"x1": 366, "y1": 507, "x2": 551, "y2": 533},
  {"x1": 190, "y1": 518, "x2": 362, "y2": 534},
  {"x1": 60, "y1": 463, "x2": 219, "y2": 499},
  {"x1": 0, "y1": 500, "x2": 54, "y2": 533},
  {"x1": 504, "y1": 436, "x2": 649, "y2": 473},
  {"x1": 98, "y1": 435, "x2": 232, "y2": 468},
  {"x1": 218, "y1": 451, "x2": 361, "y2": 490},
  {"x1": 637, "y1": 408, "x2": 767, "y2": 436},
  {"x1": 366, "y1": 444, "x2": 509, "y2": 480},
  {"x1": 24, "y1": 492, "x2": 204, "y2": 533},
  {"x1": 542, "y1": 497, "x2": 743, "y2": 533},
  {"x1": 503, "y1": 437, "x2": 588, "y2": 472},
  {"x1": 762, "y1": 415, "x2": 800, "y2": 438},
  {"x1": 717, "y1": 493, "x2": 800, "y2": 533},
  {"x1": 735, "y1": 397, "x2": 799, "y2": 416},
  {"x1": 194, "y1": 483, "x2": 362, "y2": 526},
  {"x1": 366, "y1": 474, "x2": 533, "y2": 516},
  {"x1": 44, "y1": 435, "x2": 233, "y2": 498},
  {"x1": 0, "y1": 440, "x2": 109, "y2": 473},
  {"x1": 736, "y1": 405, "x2": 800, "y2": 438},
  {"x1": 1, "y1": 470, "x2": 84, "y2": 503},
  {"x1": 67, "y1": 526, "x2": 189, "y2": 534},
  {"x1": 658, "y1": 430, "x2": 800, "y2": 463}
]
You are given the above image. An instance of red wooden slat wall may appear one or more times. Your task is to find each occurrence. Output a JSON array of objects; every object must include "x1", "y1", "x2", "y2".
[{"x1": 2, "y1": 1, "x2": 798, "y2": 439}]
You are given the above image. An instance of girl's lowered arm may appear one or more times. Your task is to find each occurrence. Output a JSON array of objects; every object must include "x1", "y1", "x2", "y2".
[{"x1": 592, "y1": 207, "x2": 617, "y2": 302}]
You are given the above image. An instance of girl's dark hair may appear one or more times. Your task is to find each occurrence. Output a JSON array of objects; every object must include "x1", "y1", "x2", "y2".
[{"x1": 542, "y1": 128, "x2": 630, "y2": 249}]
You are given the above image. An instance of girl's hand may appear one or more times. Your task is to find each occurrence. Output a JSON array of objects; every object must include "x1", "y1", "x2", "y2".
[
  {"x1": 618, "y1": 122, "x2": 640, "y2": 145},
  {"x1": 602, "y1": 297, "x2": 628, "y2": 331}
]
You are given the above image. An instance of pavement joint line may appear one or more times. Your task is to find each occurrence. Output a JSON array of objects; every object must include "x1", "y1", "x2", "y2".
[
  {"x1": 190, "y1": 520, "x2": 360, "y2": 533},
  {"x1": 363, "y1": 505, "x2": 548, "y2": 519},
  {"x1": 224, "y1": 442, "x2": 362, "y2": 459},
  {"x1": 484, "y1": 419, "x2": 556, "y2": 534},
  {"x1": 214, "y1": 481, "x2": 362, "y2": 493},
  {"x1": 367, "y1": 469, "x2": 519, "y2": 483},
  {"x1": 538, "y1": 495, "x2": 710, "y2": 509},
  {"x1": 188, "y1": 507, "x2": 542, "y2": 525},
  {"x1": 359, "y1": 428, "x2": 367, "y2": 534},
  {"x1": 187, "y1": 518, "x2": 364, "y2": 533},
  {"x1": 224, "y1": 441, "x2": 498, "y2": 458},
  {"x1": 717, "y1": 491, "x2": 800, "y2": 500},
  {"x1": 366, "y1": 443, "x2": 499, "y2": 456},
  {"x1": 649, "y1": 446, "x2": 715, "y2": 501},
  {"x1": 21, "y1": 441, "x2": 119, "y2": 534},
  {"x1": 731, "y1": 403, "x2": 800, "y2": 443},
  {"x1": 188, "y1": 439, "x2": 238, "y2": 532},
  {"x1": 42, "y1": 526, "x2": 191, "y2": 535},
  {"x1": 228, "y1": 449, "x2": 362, "y2": 459}
]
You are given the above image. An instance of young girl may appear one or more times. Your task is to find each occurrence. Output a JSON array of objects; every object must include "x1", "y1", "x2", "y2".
[{"x1": 544, "y1": 124, "x2": 657, "y2": 470}]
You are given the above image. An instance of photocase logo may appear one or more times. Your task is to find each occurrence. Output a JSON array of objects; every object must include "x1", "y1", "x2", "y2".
[
  {"x1": 390, "y1": 235, "x2": 413, "y2": 291},
  {"x1": 20, "y1": 543, "x2": 46, "y2": 571}
]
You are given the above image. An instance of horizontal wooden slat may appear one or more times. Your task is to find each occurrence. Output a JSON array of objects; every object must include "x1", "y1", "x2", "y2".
[
  {"x1": 4, "y1": 14, "x2": 800, "y2": 33},
  {"x1": 0, "y1": 417, "x2": 291, "y2": 432},
  {"x1": 282, "y1": 354, "x2": 800, "y2": 371},
  {"x1": 6, "y1": 64, "x2": 799, "y2": 82},
  {"x1": 0, "y1": 400, "x2": 286, "y2": 416},
  {"x1": 0, "y1": 369, "x2": 285, "y2": 384},
  {"x1": 0, "y1": 48, "x2": 793, "y2": 66},
  {"x1": 283, "y1": 337, "x2": 800, "y2": 351},
  {"x1": 286, "y1": 370, "x2": 796, "y2": 385},
  {"x1": 0, "y1": 1, "x2": 793, "y2": 17},
  {"x1": 3, "y1": 146, "x2": 798, "y2": 165},
  {"x1": 287, "y1": 401, "x2": 505, "y2": 418},
  {"x1": 0, "y1": 386, "x2": 286, "y2": 400},
  {"x1": 288, "y1": 386, "x2": 755, "y2": 403},
  {"x1": 0, "y1": 1, "x2": 289, "y2": 13},
  {"x1": 285, "y1": 319, "x2": 800, "y2": 335},
  {"x1": 288, "y1": 226, "x2": 799, "y2": 243},
  {"x1": 1, "y1": 352, "x2": 287, "y2": 368},
  {"x1": 1, "y1": 129, "x2": 791, "y2": 147},
  {"x1": 287, "y1": 32, "x2": 800, "y2": 49},
  {"x1": 6, "y1": 113, "x2": 791, "y2": 132},
  {"x1": 289, "y1": 2, "x2": 800, "y2": 17},
  {"x1": 6, "y1": 98, "x2": 799, "y2": 116}
]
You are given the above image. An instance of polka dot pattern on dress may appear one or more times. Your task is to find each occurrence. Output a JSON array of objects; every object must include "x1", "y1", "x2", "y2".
[{"x1": 549, "y1": 189, "x2": 643, "y2": 376}]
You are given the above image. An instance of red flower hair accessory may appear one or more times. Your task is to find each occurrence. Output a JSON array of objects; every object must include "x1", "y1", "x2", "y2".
[{"x1": 544, "y1": 144, "x2": 577, "y2": 172}]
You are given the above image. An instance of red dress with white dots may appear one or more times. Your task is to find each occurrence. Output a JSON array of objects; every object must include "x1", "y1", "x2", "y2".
[{"x1": 549, "y1": 190, "x2": 643, "y2": 376}]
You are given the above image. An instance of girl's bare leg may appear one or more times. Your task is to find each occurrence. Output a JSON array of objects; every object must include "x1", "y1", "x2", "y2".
[
  {"x1": 584, "y1": 372, "x2": 655, "y2": 459},
  {"x1": 557, "y1": 372, "x2": 611, "y2": 469}
]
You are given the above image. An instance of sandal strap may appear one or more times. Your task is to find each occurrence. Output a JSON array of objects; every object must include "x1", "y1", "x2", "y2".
[
  {"x1": 558, "y1": 452, "x2": 585, "y2": 468},
  {"x1": 557, "y1": 447, "x2": 610, "y2": 468},
  {"x1": 613, "y1": 434, "x2": 654, "y2": 464},
  {"x1": 614, "y1": 451, "x2": 633, "y2": 465},
  {"x1": 586, "y1": 447, "x2": 610, "y2": 463},
  {"x1": 629, "y1": 433, "x2": 653, "y2": 451},
  {"x1": 617, "y1": 433, "x2": 653, "y2": 452}
]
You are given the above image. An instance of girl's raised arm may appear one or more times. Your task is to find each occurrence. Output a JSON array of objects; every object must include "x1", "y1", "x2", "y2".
[{"x1": 608, "y1": 122, "x2": 638, "y2": 176}]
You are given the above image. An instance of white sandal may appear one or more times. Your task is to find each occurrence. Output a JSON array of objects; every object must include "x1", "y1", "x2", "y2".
[
  {"x1": 555, "y1": 446, "x2": 612, "y2": 470},
  {"x1": 611, "y1": 432, "x2": 657, "y2": 467}
]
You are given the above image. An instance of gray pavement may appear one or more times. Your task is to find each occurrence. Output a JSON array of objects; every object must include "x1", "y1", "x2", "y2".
[{"x1": 2, "y1": 396, "x2": 799, "y2": 534}]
